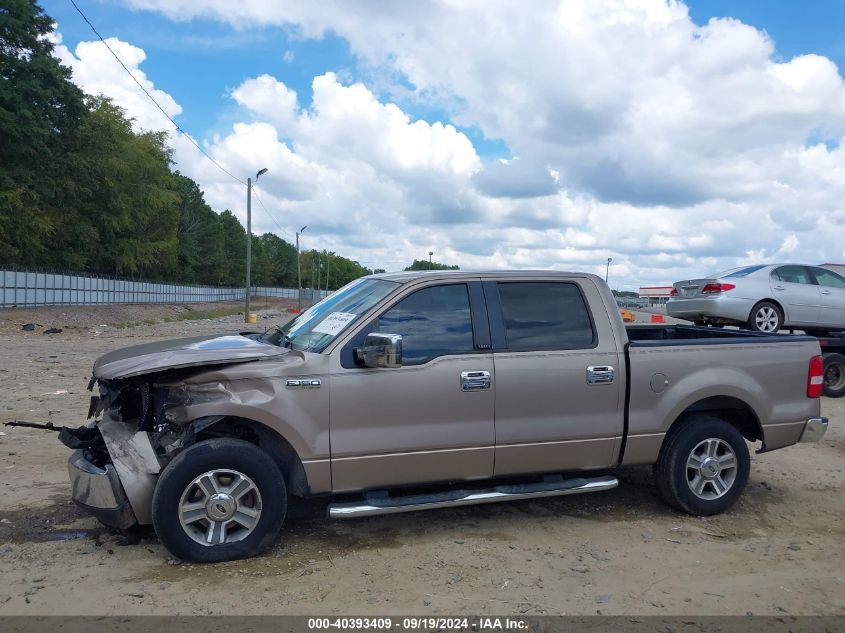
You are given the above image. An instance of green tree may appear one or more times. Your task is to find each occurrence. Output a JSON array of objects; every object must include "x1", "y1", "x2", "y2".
[
  {"x1": 0, "y1": 0, "x2": 86, "y2": 265},
  {"x1": 404, "y1": 259, "x2": 460, "y2": 271}
]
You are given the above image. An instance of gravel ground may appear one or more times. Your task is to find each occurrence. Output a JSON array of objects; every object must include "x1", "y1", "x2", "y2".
[{"x1": 0, "y1": 304, "x2": 842, "y2": 616}]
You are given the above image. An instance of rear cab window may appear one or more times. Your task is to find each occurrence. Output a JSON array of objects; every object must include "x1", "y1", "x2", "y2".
[{"x1": 494, "y1": 281, "x2": 596, "y2": 351}]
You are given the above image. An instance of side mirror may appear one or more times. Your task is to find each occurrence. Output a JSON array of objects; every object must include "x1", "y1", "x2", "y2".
[{"x1": 356, "y1": 333, "x2": 402, "y2": 368}]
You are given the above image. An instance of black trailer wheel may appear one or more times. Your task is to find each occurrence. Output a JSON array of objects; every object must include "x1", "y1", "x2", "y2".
[
  {"x1": 654, "y1": 415, "x2": 750, "y2": 516},
  {"x1": 823, "y1": 353, "x2": 845, "y2": 398},
  {"x1": 152, "y1": 438, "x2": 286, "y2": 563}
]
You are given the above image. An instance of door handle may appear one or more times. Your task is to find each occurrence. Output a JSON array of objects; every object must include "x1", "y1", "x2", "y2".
[
  {"x1": 461, "y1": 370, "x2": 491, "y2": 391},
  {"x1": 773, "y1": 286, "x2": 785, "y2": 291},
  {"x1": 586, "y1": 366, "x2": 615, "y2": 385},
  {"x1": 820, "y1": 290, "x2": 831, "y2": 295}
]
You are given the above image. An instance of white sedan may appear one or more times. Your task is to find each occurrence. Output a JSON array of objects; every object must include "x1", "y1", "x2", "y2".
[{"x1": 666, "y1": 264, "x2": 845, "y2": 334}]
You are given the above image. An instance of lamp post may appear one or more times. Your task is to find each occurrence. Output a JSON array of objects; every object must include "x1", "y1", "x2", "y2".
[
  {"x1": 325, "y1": 253, "x2": 331, "y2": 293},
  {"x1": 605, "y1": 257, "x2": 612, "y2": 283},
  {"x1": 245, "y1": 167, "x2": 268, "y2": 321},
  {"x1": 428, "y1": 251, "x2": 433, "y2": 269},
  {"x1": 296, "y1": 225, "x2": 307, "y2": 310}
]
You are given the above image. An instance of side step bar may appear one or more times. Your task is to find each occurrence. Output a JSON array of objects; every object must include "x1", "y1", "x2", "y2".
[{"x1": 328, "y1": 474, "x2": 619, "y2": 519}]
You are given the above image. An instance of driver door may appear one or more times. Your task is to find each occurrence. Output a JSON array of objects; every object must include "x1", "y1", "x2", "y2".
[{"x1": 328, "y1": 280, "x2": 495, "y2": 492}]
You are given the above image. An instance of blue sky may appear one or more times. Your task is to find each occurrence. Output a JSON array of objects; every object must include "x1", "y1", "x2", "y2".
[
  {"x1": 42, "y1": 1, "x2": 845, "y2": 285},
  {"x1": 45, "y1": 0, "x2": 845, "y2": 158}
]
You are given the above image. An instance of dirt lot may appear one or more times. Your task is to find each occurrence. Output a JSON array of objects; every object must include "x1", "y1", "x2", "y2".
[{"x1": 0, "y1": 304, "x2": 842, "y2": 616}]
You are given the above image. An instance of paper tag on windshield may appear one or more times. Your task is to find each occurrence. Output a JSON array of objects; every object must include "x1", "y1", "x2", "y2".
[{"x1": 312, "y1": 311, "x2": 357, "y2": 336}]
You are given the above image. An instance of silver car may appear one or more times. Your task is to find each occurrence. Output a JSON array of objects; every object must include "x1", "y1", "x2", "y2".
[{"x1": 667, "y1": 264, "x2": 845, "y2": 334}]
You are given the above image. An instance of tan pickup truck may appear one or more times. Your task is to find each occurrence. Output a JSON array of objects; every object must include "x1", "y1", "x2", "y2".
[{"x1": 55, "y1": 271, "x2": 828, "y2": 562}]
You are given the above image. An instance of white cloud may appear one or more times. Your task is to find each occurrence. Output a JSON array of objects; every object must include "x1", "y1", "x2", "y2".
[
  {"x1": 54, "y1": 36, "x2": 181, "y2": 132},
  {"x1": 55, "y1": 1, "x2": 845, "y2": 288}
]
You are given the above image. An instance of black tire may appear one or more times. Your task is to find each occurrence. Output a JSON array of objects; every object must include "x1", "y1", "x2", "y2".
[
  {"x1": 823, "y1": 353, "x2": 845, "y2": 398},
  {"x1": 654, "y1": 415, "x2": 750, "y2": 516},
  {"x1": 746, "y1": 301, "x2": 782, "y2": 333},
  {"x1": 152, "y1": 438, "x2": 286, "y2": 563}
]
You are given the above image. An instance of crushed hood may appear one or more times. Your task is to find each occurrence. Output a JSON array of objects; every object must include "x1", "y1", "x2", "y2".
[{"x1": 93, "y1": 333, "x2": 290, "y2": 380}]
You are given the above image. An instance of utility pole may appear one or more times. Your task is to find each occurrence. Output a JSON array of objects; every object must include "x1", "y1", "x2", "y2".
[
  {"x1": 326, "y1": 253, "x2": 331, "y2": 293},
  {"x1": 316, "y1": 255, "x2": 321, "y2": 298},
  {"x1": 245, "y1": 167, "x2": 268, "y2": 321},
  {"x1": 296, "y1": 226, "x2": 307, "y2": 310}
]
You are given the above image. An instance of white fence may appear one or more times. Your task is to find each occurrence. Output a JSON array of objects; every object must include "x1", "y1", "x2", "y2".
[{"x1": 0, "y1": 269, "x2": 328, "y2": 308}]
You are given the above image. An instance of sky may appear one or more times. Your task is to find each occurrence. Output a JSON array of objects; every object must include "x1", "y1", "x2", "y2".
[{"x1": 42, "y1": 0, "x2": 845, "y2": 289}]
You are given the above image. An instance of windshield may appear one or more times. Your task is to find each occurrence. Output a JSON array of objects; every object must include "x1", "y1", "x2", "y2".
[{"x1": 263, "y1": 278, "x2": 399, "y2": 352}]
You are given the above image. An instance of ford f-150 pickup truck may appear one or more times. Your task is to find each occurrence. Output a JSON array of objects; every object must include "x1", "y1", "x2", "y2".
[{"x1": 54, "y1": 271, "x2": 829, "y2": 562}]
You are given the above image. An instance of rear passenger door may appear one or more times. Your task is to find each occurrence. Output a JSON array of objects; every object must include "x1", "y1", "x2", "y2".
[
  {"x1": 770, "y1": 265, "x2": 820, "y2": 325},
  {"x1": 809, "y1": 267, "x2": 845, "y2": 328},
  {"x1": 485, "y1": 277, "x2": 625, "y2": 476}
]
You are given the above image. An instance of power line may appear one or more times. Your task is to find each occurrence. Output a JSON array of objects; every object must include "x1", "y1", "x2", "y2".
[
  {"x1": 251, "y1": 187, "x2": 294, "y2": 240},
  {"x1": 68, "y1": 0, "x2": 246, "y2": 186}
]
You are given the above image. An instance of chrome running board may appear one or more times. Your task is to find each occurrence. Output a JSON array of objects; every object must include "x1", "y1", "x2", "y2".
[{"x1": 328, "y1": 474, "x2": 619, "y2": 519}]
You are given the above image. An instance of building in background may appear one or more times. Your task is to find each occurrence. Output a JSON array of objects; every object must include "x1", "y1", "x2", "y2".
[
  {"x1": 821, "y1": 263, "x2": 845, "y2": 277},
  {"x1": 639, "y1": 285, "x2": 673, "y2": 306}
]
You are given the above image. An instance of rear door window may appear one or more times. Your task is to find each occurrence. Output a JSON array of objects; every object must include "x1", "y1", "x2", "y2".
[
  {"x1": 771, "y1": 266, "x2": 815, "y2": 285},
  {"x1": 496, "y1": 282, "x2": 595, "y2": 351},
  {"x1": 377, "y1": 283, "x2": 475, "y2": 364}
]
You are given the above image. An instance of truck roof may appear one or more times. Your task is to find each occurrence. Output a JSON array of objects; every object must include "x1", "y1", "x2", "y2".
[{"x1": 371, "y1": 270, "x2": 600, "y2": 283}]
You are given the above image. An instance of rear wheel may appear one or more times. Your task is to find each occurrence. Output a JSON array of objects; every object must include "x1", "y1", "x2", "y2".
[
  {"x1": 823, "y1": 353, "x2": 845, "y2": 398},
  {"x1": 152, "y1": 438, "x2": 286, "y2": 562},
  {"x1": 747, "y1": 301, "x2": 782, "y2": 333},
  {"x1": 654, "y1": 415, "x2": 750, "y2": 515}
]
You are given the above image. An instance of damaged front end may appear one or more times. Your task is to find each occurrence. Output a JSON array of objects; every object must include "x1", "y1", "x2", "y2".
[
  {"x1": 59, "y1": 333, "x2": 291, "y2": 529},
  {"x1": 66, "y1": 378, "x2": 182, "y2": 529}
]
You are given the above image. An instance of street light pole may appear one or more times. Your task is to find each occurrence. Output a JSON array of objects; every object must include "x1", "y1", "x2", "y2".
[
  {"x1": 428, "y1": 251, "x2": 433, "y2": 269},
  {"x1": 325, "y1": 253, "x2": 331, "y2": 293},
  {"x1": 296, "y1": 225, "x2": 307, "y2": 311},
  {"x1": 605, "y1": 257, "x2": 613, "y2": 283},
  {"x1": 245, "y1": 168, "x2": 268, "y2": 322}
]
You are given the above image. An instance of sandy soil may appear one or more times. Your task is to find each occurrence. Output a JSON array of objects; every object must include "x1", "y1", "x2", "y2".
[{"x1": 0, "y1": 305, "x2": 842, "y2": 616}]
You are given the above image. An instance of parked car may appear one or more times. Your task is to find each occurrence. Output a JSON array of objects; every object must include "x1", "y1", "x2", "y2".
[
  {"x1": 44, "y1": 271, "x2": 827, "y2": 562},
  {"x1": 667, "y1": 263, "x2": 845, "y2": 334}
]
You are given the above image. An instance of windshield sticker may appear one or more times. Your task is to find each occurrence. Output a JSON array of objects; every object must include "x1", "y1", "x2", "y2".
[{"x1": 312, "y1": 311, "x2": 357, "y2": 336}]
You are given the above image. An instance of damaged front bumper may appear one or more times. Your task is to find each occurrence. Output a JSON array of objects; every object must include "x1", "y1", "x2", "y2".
[
  {"x1": 67, "y1": 417, "x2": 163, "y2": 528},
  {"x1": 68, "y1": 449, "x2": 137, "y2": 529}
]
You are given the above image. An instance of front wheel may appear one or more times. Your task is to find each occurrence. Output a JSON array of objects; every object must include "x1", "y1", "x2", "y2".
[
  {"x1": 152, "y1": 438, "x2": 287, "y2": 562},
  {"x1": 747, "y1": 301, "x2": 782, "y2": 333},
  {"x1": 654, "y1": 415, "x2": 750, "y2": 515}
]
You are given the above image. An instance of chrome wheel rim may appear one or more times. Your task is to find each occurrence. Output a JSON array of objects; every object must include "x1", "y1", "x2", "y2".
[
  {"x1": 685, "y1": 438, "x2": 738, "y2": 500},
  {"x1": 754, "y1": 307, "x2": 779, "y2": 332},
  {"x1": 178, "y1": 469, "x2": 262, "y2": 546}
]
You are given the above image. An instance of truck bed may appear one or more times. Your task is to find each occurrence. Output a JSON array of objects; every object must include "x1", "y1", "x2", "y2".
[{"x1": 625, "y1": 324, "x2": 816, "y2": 346}]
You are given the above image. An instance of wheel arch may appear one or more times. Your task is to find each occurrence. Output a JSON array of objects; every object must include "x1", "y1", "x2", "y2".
[
  {"x1": 184, "y1": 416, "x2": 310, "y2": 497},
  {"x1": 666, "y1": 396, "x2": 763, "y2": 444}
]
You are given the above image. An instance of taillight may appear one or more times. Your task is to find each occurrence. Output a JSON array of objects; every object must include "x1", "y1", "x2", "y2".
[
  {"x1": 701, "y1": 283, "x2": 736, "y2": 294},
  {"x1": 807, "y1": 355, "x2": 824, "y2": 398},
  {"x1": 670, "y1": 287, "x2": 678, "y2": 297}
]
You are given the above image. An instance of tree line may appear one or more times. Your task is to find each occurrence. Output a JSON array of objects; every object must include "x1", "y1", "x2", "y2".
[{"x1": 0, "y1": 0, "x2": 401, "y2": 290}]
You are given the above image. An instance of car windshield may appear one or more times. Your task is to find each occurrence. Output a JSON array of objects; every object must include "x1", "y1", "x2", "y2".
[
  {"x1": 710, "y1": 265, "x2": 766, "y2": 278},
  {"x1": 263, "y1": 278, "x2": 399, "y2": 353}
]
